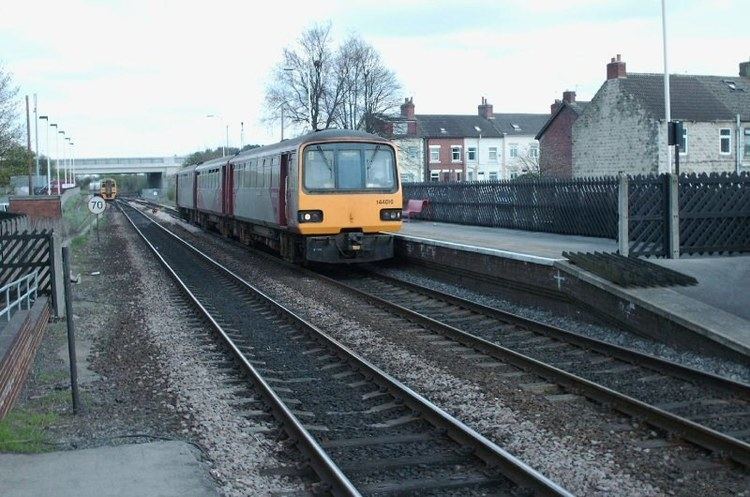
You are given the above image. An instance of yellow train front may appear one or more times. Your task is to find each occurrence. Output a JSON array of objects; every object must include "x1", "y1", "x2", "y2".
[
  {"x1": 177, "y1": 129, "x2": 402, "y2": 264},
  {"x1": 100, "y1": 178, "x2": 118, "y2": 200}
]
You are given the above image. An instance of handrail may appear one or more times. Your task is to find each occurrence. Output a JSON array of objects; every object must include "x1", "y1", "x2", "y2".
[{"x1": 0, "y1": 269, "x2": 39, "y2": 322}]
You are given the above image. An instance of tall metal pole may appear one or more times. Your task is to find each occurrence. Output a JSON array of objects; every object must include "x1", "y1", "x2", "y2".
[
  {"x1": 33, "y1": 94, "x2": 40, "y2": 182},
  {"x1": 224, "y1": 124, "x2": 228, "y2": 156},
  {"x1": 56, "y1": 130, "x2": 62, "y2": 195},
  {"x1": 281, "y1": 105, "x2": 285, "y2": 141},
  {"x1": 62, "y1": 246, "x2": 81, "y2": 414},
  {"x1": 70, "y1": 142, "x2": 75, "y2": 185},
  {"x1": 50, "y1": 123, "x2": 57, "y2": 195},
  {"x1": 25, "y1": 96, "x2": 33, "y2": 195},
  {"x1": 661, "y1": 0, "x2": 672, "y2": 173},
  {"x1": 240, "y1": 121, "x2": 244, "y2": 150}
]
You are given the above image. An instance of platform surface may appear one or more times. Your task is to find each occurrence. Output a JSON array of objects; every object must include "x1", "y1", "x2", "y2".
[
  {"x1": 397, "y1": 220, "x2": 616, "y2": 260},
  {"x1": 0, "y1": 441, "x2": 219, "y2": 497},
  {"x1": 395, "y1": 221, "x2": 750, "y2": 358}
]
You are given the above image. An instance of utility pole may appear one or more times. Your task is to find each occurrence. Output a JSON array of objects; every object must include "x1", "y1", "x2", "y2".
[
  {"x1": 25, "y1": 96, "x2": 33, "y2": 195},
  {"x1": 661, "y1": 0, "x2": 672, "y2": 173},
  {"x1": 33, "y1": 94, "x2": 40, "y2": 183},
  {"x1": 240, "y1": 121, "x2": 244, "y2": 150}
]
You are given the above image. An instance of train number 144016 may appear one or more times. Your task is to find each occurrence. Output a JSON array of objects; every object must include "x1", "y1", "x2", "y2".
[{"x1": 376, "y1": 199, "x2": 394, "y2": 205}]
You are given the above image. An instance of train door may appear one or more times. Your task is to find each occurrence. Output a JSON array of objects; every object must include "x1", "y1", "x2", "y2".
[
  {"x1": 223, "y1": 163, "x2": 234, "y2": 216},
  {"x1": 279, "y1": 153, "x2": 289, "y2": 226}
]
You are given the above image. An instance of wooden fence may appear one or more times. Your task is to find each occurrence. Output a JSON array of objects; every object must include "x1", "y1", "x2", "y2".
[
  {"x1": 0, "y1": 212, "x2": 28, "y2": 236},
  {"x1": 402, "y1": 178, "x2": 619, "y2": 238},
  {"x1": 404, "y1": 172, "x2": 750, "y2": 256}
]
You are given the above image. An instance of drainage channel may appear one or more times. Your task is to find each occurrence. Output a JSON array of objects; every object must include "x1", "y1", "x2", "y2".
[{"x1": 118, "y1": 201, "x2": 572, "y2": 497}]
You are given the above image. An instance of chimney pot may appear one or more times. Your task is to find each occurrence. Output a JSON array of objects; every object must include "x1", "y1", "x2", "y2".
[
  {"x1": 400, "y1": 97, "x2": 415, "y2": 119},
  {"x1": 478, "y1": 97, "x2": 493, "y2": 119},
  {"x1": 606, "y1": 54, "x2": 627, "y2": 80},
  {"x1": 562, "y1": 91, "x2": 576, "y2": 104}
]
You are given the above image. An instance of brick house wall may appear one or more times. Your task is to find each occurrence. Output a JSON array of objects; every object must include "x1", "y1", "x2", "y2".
[
  {"x1": 539, "y1": 107, "x2": 577, "y2": 178},
  {"x1": 426, "y1": 138, "x2": 465, "y2": 181},
  {"x1": 9, "y1": 196, "x2": 63, "y2": 219},
  {"x1": 573, "y1": 80, "x2": 659, "y2": 177}
]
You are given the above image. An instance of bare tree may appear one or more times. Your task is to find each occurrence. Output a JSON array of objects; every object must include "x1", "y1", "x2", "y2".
[
  {"x1": 265, "y1": 25, "x2": 400, "y2": 136},
  {"x1": 0, "y1": 63, "x2": 21, "y2": 156},
  {"x1": 517, "y1": 149, "x2": 541, "y2": 176},
  {"x1": 265, "y1": 23, "x2": 342, "y2": 133},
  {"x1": 334, "y1": 36, "x2": 401, "y2": 131}
]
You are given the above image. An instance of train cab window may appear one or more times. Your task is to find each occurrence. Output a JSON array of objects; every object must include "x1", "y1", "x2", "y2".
[
  {"x1": 303, "y1": 143, "x2": 396, "y2": 192},
  {"x1": 337, "y1": 150, "x2": 364, "y2": 189},
  {"x1": 304, "y1": 148, "x2": 335, "y2": 189}
]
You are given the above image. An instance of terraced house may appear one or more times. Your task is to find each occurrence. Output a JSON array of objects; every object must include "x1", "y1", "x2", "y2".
[
  {"x1": 368, "y1": 98, "x2": 547, "y2": 182},
  {"x1": 572, "y1": 55, "x2": 750, "y2": 177}
]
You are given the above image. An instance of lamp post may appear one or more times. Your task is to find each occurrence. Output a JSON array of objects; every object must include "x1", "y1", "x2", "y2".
[
  {"x1": 661, "y1": 0, "x2": 672, "y2": 173},
  {"x1": 49, "y1": 123, "x2": 57, "y2": 194},
  {"x1": 33, "y1": 94, "x2": 39, "y2": 182},
  {"x1": 57, "y1": 129, "x2": 64, "y2": 194},
  {"x1": 65, "y1": 137, "x2": 72, "y2": 185},
  {"x1": 39, "y1": 116, "x2": 50, "y2": 194},
  {"x1": 69, "y1": 141, "x2": 75, "y2": 185}
]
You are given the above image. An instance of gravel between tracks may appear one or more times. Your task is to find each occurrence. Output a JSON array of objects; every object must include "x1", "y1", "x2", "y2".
[
  {"x1": 375, "y1": 266, "x2": 750, "y2": 384},
  {"x1": 118, "y1": 209, "x2": 308, "y2": 497},
  {"x1": 144, "y1": 210, "x2": 750, "y2": 497}
]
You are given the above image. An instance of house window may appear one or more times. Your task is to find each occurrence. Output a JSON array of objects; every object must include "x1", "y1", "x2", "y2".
[
  {"x1": 430, "y1": 171, "x2": 439, "y2": 182},
  {"x1": 406, "y1": 146, "x2": 418, "y2": 159},
  {"x1": 489, "y1": 171, "x2": 498, "y2": 181},
  {"x1": 678, "y1": 128, "x2": 688, "y2": 154},
  {"x1": 720, "y1": 129, "x2": 732, "y2": 155},
  {"x1": 442, "y1": 172, "x2": 450, "y2": 182},
  {"x1": 510, "y1": 171, "x2": 518, "y2": 179},
  {"x1": 455, "y1": 171, "x2": 462, "y2": 182},
  {"x1": 429, "y1": 146, "x2": 440, "y2": 163},
  {"x1": 529, "y1": 145, "x2": 539, "y2": 158},
  {"x1": 467, "y1": 171, "x2": 474, "y2": 181},
  {"x1": 477, "y1": 171, "x2": 486, "y2": 181},
  {"x1": 509, "y1": 144, "x2": 518, "y2": 158},
  {"x1": 451, "y1": 146, "x2": 461, "y2": 162},
  {"x1": 467, "y1": 147, "x2": 477, "y2": 161},
  {"x1": 488, "y1": 147, "x2": 498, "y2": 162},
  {"x1": 745, "y1": 129, "x2": 750, "y2": 159}
]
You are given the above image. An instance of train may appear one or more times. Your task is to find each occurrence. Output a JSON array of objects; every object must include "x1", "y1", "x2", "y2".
[
  {"x1": 175, "y1": 129, "x2": 402, "y2": 263},
  {"x1": 100, "y1": 178, "x2": 118, "y2": 200}
]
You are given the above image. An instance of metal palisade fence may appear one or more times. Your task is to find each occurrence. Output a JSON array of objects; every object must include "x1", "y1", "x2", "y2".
[
  {"x1": 402, "y1": 177, "x2": 618, "y2": 239},
  {"x1": 403, "y1": 172, "x2": 750, "y2": 257}
]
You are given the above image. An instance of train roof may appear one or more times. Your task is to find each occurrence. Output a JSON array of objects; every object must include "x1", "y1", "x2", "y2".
[
  {"x1": 229, "y1": 129, "x2": 392, "y2": 164},
  {"x1": 194, "y1": 156, "x2": 231, "y2": 172}
]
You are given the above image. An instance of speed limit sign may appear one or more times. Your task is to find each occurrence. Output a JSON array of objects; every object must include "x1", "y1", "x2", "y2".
[{"x1": 88, "y1": 196, "x2": 106, "y2": 215}]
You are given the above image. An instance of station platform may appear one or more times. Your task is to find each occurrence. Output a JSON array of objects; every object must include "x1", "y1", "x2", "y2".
[
  {"x1": 0, "y1": 441, "x2": 219, "y2": 497},
  {"x1": 394, "y1": 221, "x2": 750, "y2": 361}
]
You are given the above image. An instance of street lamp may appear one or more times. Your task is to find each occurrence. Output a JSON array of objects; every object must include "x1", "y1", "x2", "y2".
[
  {"x1": 49, "y1": 123, "x2": 57, "y2": 194},
  {"x1": 39, "y1": 116, "x2": 50, "y2": 194},
  {"x1": 65, "y1": 137, "x2": 72, "y2": 185},
  {"x1": 57, "y1": 129, "x2": 65, "y2": 194},
  {"x1": 69, "y1": 141, "x2": 75, "y2": 185}
]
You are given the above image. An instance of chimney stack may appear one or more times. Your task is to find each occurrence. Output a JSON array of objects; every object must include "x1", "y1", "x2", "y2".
[
  {"x1": 740, "y1": 58, "x2": 750, "y2": 78},
  {"x1": 478, "y1": 96, "x2": 494, "y2": 119},
  {"x1": 400, "y1": 97, "x2": 415, "y2": 119},
  {"x1": 606, "y1": 54, "x2": 627, "y2": 80},
  {"x1": 550, "y1": 99, "x2": 562, "y2": 114},
  {"x1": 562, "y1": 90, "x2": 576, "y2": 104}
]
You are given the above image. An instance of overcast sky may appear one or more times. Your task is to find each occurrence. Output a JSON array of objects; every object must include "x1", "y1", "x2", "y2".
[{"x1": 2, "y1": 0, "x2": 748, "y2": 158}]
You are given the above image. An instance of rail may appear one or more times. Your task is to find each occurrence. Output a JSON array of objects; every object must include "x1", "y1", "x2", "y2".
[{"x1": 0, "y1": 269, "x2": 39, "y2": 322}]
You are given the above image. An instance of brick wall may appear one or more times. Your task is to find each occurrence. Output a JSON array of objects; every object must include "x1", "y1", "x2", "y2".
[
  {"x1": 9, "y1": 196, "x2": 62, "y2": 219},
  {"x1": 573, "y1": 79, "x2": 659, "y2": 177},
  {"x1": 656, "y1": 121, "x2": 740, "y2": 174},
  {"x1": 427, "y1": 138, "x2": 465, "y2": 180},
  {"x1": 539, "y1": 106, "x2": 577, "y2": 178},
  {"x1": 0, "y1": 297, "x2": 51, "y2": 420}
]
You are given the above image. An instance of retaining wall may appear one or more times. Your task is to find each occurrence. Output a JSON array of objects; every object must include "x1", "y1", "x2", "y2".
[{"x1": 0, "y1": 297, "x2": 51, "y2": 420}]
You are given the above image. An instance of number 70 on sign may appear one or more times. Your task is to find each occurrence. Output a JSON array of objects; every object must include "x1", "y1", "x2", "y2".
[{"x1": 88, "y1": 196, "x2": 106, "y2": 215}]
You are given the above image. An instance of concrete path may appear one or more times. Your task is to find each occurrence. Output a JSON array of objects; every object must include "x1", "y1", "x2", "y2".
[
  {"x1": 398, "y1": 220, "x2": 616, "y2": 259},
  {"x1": 0, "y1": 441, "x2": 220, "y2": 497}
]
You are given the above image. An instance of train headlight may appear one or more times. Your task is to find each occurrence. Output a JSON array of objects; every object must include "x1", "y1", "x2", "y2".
[
  {"x1": 298, "y1": 210, "x2": 323, "y2": 223},
  {"x1": 380, "y1": 209, "x2": 402, "y2": 221}
]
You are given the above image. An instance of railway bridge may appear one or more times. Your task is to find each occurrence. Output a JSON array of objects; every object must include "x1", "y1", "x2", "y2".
[{"x1": 73, "y1": 156, "x2": 185, "y2": 189}]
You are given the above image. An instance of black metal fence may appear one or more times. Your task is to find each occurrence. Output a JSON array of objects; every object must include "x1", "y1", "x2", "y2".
[
  {"x1": 402, "y1": 178, "x2": 618, "y2": 238},
  {"x1": 404, "y1": 172, "x2": 750, "y2": 256}
]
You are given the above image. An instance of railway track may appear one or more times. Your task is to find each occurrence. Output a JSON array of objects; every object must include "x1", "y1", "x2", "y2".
[
  {"x1": 315, "y1": 267, "x2": 750, "y2": 468},
  {"x1": 118, "y1": 200, "x2": 572, "y2": 497}
]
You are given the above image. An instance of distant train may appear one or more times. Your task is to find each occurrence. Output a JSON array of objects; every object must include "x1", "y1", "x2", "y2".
[
  {"x1": 100, "y1": 178, "x2": 118, "y2": 200},
  {"x1": 176, "y1": 129, "x2": 402, "y2": 263}
]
